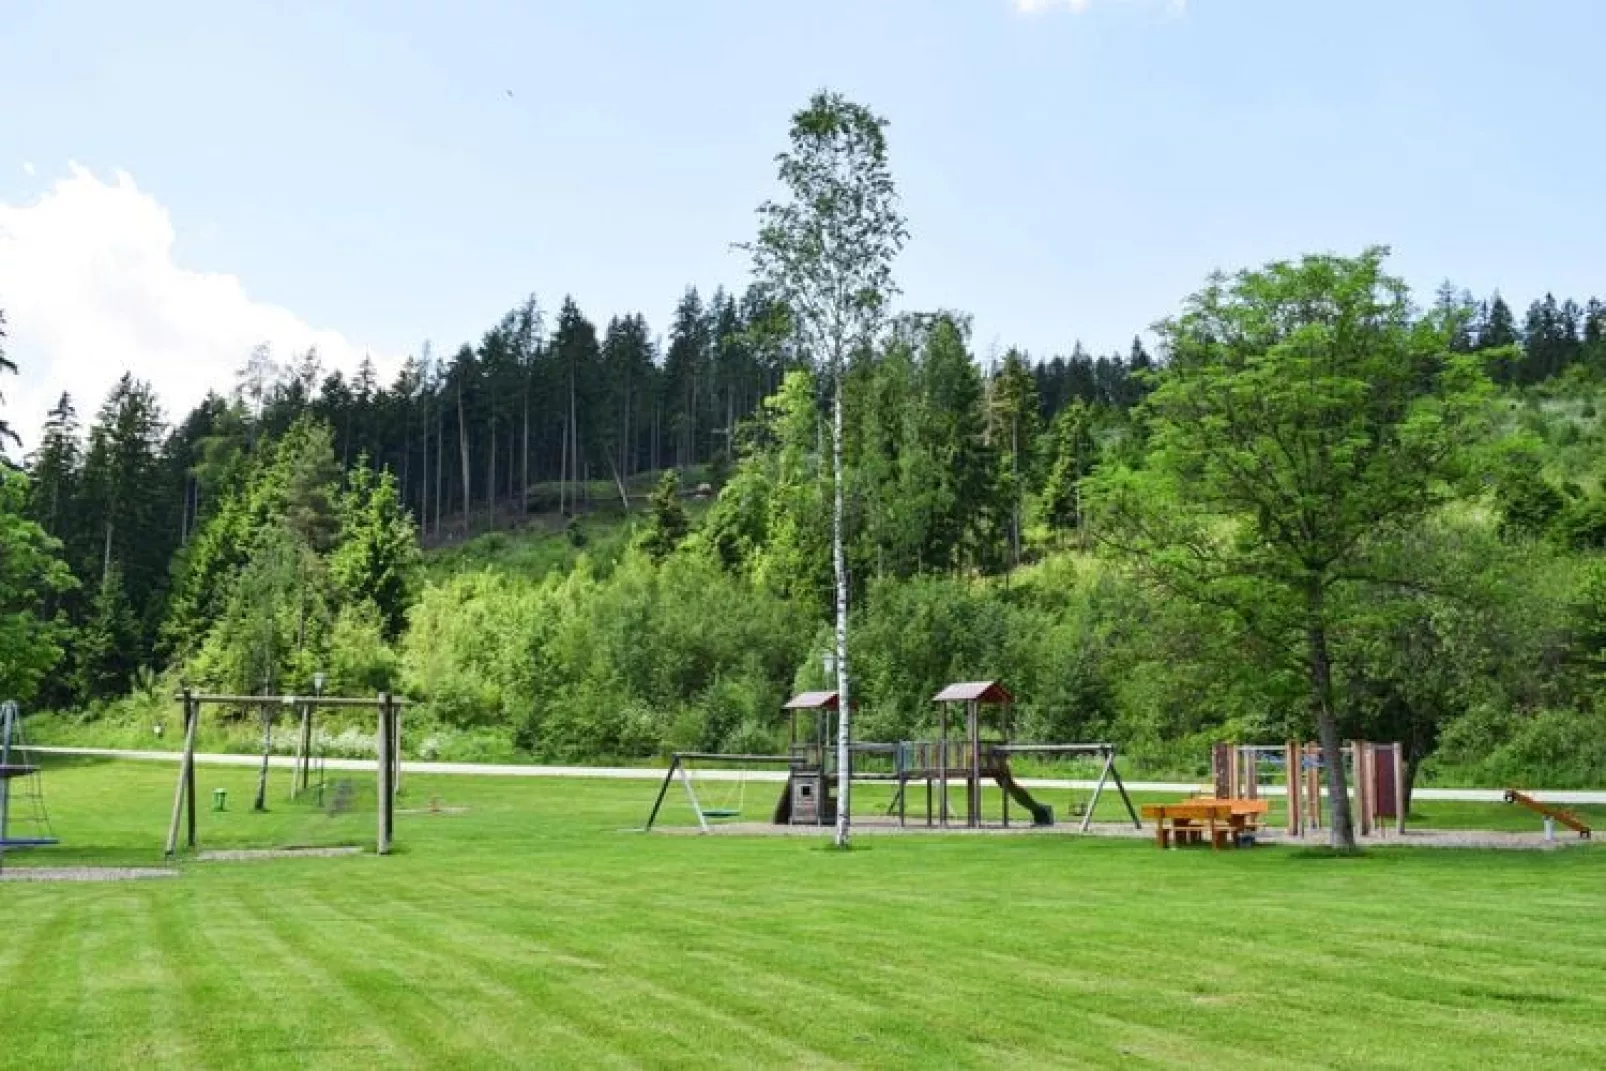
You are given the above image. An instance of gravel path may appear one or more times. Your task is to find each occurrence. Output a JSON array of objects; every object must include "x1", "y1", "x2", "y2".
[
  {"x1": 194, "y1": 847, "x2": 363, "y2": 862},
  {"x1": 34, "y1": 745, "x2": 1606, "y2": 805},
  {"x1": 0, "y1": 867, "x2": 180, "y2": 882}
]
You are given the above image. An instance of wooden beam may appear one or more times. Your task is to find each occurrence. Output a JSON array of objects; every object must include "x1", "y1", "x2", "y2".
[
  {"x1": 1393, "y1": 743, "x2": 1406, "y2": 835},
  {"x1": 1285, "y1": 739, "x2": 1300, "y2": 837},
  {"x1": 165, "y1": 691, "x2": 199, "y2": 857},
  {"x1": 185, "y1": 696, "x2": 197, "y2": 848},
  {"x1": 376, "y1": 692, "x2": 393, "y2": 855}
]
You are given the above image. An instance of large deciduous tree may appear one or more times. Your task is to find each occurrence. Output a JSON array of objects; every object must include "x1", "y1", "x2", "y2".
[
  {"x1": 748, "y1": 91, "x2": 907, "y2": 847},
  {"x1": 1093, "y1": 248, "x2": 1489, "y2": 851},
  {"x1": 0, "y1": 469, "x2": 76, "y2": 700}
]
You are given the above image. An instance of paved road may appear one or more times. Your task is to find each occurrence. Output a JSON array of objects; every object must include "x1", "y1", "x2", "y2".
[{"x1": 31, "y1": 746, "x2": 1606, "y2": 804}]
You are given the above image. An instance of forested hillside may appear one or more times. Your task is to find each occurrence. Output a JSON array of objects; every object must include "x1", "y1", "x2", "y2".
[{"x1": 4, "y1": 261, "x2": 1606, "y2": 793}]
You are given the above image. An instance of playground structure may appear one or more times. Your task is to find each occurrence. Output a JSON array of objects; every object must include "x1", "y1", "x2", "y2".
[
  {"x1": 1211, "y1": 739, "x2": 1406, "y2": 837},
  {"x1": 164, "y1": 688, "x2": 405, "y2": 857},
  {"x1": 0, "y1": 701, "x2": 57, "y2": 866},
  {"x1": 645, "y1": 680, "x2": 1142, "y2": 833},
  {"x1": 1504, "y1": 790, "x2": 1592, "y2": 839}
]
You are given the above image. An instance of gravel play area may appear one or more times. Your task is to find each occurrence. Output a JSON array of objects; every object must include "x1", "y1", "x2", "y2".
[
  {"x1": 653, "y1": 820, "x2": 1593, "y2": 850},
  {"x1": 194, "y1": 846, "x2": 364, "y2": 861},
  {"x1": 0, "y1": 867, "x2": 180, "y2": 882}
]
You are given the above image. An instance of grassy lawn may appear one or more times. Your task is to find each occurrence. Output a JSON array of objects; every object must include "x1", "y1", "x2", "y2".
[{"x1": 2, "y1": 759, "x2": 1604, "y2": 1069}]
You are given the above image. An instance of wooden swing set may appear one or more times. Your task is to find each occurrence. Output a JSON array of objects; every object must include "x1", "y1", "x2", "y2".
[{"x1": 163, "y1": 688, "x2": 406, "y2": 857}]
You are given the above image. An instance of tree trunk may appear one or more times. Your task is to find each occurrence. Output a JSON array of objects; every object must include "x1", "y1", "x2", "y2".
[
  {"x1": 400, "y1": 408, "x2": 411, "y2": 519},
  {"x1": 521, "y1": 378, "x2": 530, "y2": 512},
  {"x1": 487, "y1": 414, "x2": 497, "y2": 529},
  {"x1": 621, "y1": 361, "x2": 631, "y2": 483},
  {"x1": 832, "y1": 355, "x2": 852, "y2": 849},
  {"x1": 102, "y1": 520, "x2": 114, "y2": 586},
  {"x1": 1401, "y1": 753, "x2": 1420, "y2": 817},
  {"x1": 558, "y1": 418, "x2": 568, "y2": 516},
  {"x1": 1011, "y1": 415, "x2": 1021, "y2": 566},
  {"x1": 569, "y1": 363, "x2": 579, "y2": 513},
  {"x1": 419, "y1": 400, "x2": 429, "y2": 537},
  {"x1": 434, "y1": 405, "x2": 443, "y2": 539},
  {"x1": 457, "y1": 383, "x2": 471, "y2": 536},
  {"x1": 1306, "y1": 584, "x2": 1357, "y2": 851},
  {"x1": 253, "y1": 703, "x2": 273, "y2": 812}
]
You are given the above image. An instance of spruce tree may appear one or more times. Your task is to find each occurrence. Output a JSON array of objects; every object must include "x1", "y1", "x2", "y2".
[
  {"x1": 28, "y1": 393, "x2": 82, "y2": 545},
  {"x1": 330, "y1": 460, "x2": 420, "y2": 639},
  {"x1": 72, "y1": 564, "x2": 141, "y2": 702},
  {"x1": 80, "y1": 375, "x2": 169, "y2": 649},
  {"x1": 988, "y1": 349, "x2": 1039, "y2": 565},
  {"x1": 639, "y1": 469, "x2": 689, "y2": 562}
]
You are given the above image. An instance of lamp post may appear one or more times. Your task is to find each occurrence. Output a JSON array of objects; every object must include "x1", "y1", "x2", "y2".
[{"x1": 302, "y1": 672, "x2": 325, "y2": 801}]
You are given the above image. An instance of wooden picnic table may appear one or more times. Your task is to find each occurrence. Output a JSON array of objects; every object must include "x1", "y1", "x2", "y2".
[{"x1": 1141, "y1": 798, "x2": 1269, "y2": 850}]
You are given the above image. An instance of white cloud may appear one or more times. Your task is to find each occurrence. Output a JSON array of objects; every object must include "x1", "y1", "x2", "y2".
[
  {"x1": 21, "y1": 162, "x2": 35, "y2": 177},
  {"x1": 0, "y1": 165, "x2": 397, "y2": 449}
]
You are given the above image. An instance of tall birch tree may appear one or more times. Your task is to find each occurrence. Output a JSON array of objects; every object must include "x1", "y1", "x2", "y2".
[{"x1": 747, "y1": 91, "x2": 907, "y2": 847}]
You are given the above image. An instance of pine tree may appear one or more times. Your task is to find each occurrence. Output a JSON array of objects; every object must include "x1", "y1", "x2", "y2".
[
  {"x1": 915, "y1": 315, "x2": 999, "y2": 572},
  {"x1": 72, "y1": 563, "x2": 141, "y2": 701},
  {"x1": 1040, "y1": 400, "x2": 1099, "y2": 540},
  {"x1": 549, "y1": 298, "x2": 601, "y2": 514},
  {"x1": 80, "y1": 375, "x2": 170, "y2": 650},
  {"x1": 1585, "y1": 298, "x2": 1606, "y2": 369},
  {"x1": 639, "y1": 469, "x2": 689, "y2": 562},
  {"x1": 28, "y1": 393, "x2": 82, "y2": 544},
  {"x1": 663, "y1": 289, "x2": 708, "y2": 470},
  {"x1": 601, "y1": 313, "x2": 655, "y2": 495},
  {"x1": 1476, "y1": 293, "x2": 1520, "y2": 383},
  {"x1": 329, "y1": 460, "x2": 420, "y2": 639},
  {"x1": 1434, "y1": 281, "x2": 1477, "y2": 354},
  {"x1": 1126, "y1": 337, "x2": 1155, "y2": 405},
  {"x1": 988, "y1": 349, "x2": 1039, "y2": 565}
]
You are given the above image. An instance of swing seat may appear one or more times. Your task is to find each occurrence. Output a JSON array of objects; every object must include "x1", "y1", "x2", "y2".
[
  {"x1": 701, "y1": 809, "x2": 741, "y2": 819},
  {"x1": 0, "y1": 837, "x2": 59, "y2": 848}
]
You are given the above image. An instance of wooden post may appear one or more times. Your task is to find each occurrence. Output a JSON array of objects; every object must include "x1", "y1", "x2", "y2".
[
  {"x1": 294, "y1": 701, "x2": 312, "y2": 797},
  {"x1": 1392, "y1": 743, "x2": 1406, "y2": 835},
  {"x1": 1351, "y1": 740, "x2": 1369, "y2": 837},
  {"x1": 1305, "y1": 744, "x2": 1321, "y2": 829},
  {"x1": 391, "y1": 704, "x2": 403, "y2": 798},
  {"x1": 376, "y1": 692, "x2": 394, "y2": 855},
  {"x1": 938, "y1": 703, "x2": 949, "y2": 828},
  {"x1": 185, "y1": 695, "x2": 198, "y2": 848},
  {"x1": 165, "y1": 691, "x2": 199, "y2": 857},
  {"x1": 643, "y1": 754, "x2": 680, "y2": 832},
  {"x1": 1285, "y1": 740, "x2": 1300, "y2": 837},
  {"x1": 1082, "y1": 749, "x2": 1113, "y2": 833},
  {"x1": 968, "y1": 699, "x2": 981, "y2": 828}
]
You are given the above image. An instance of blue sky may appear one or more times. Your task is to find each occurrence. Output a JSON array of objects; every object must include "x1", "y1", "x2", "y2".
[{"x1": 2, "y1": 0, "x2": 1603, "y2": 443}]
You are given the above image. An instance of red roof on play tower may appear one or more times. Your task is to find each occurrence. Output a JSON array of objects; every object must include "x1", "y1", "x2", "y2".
[{"x1": 782, "y1": 691, "x2": 840, "y2": 710}]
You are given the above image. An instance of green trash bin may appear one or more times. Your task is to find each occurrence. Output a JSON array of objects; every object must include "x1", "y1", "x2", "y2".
[{"x1": 212, "y1": 788, "x2": 227, "y2": 812}]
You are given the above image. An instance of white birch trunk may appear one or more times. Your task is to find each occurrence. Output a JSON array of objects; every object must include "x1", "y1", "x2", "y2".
[{"x1": 832, "y1": 355, "x2": 852, "y2": 849}]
